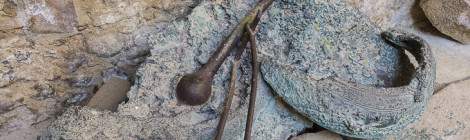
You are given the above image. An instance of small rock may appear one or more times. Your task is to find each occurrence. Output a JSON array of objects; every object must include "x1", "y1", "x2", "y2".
[
  {"x1": 420, "y1": 0, "x2": 470, "y2": 44},
  {"x1": 85, "y1": 32, "x2": 129, "y2": 57}
]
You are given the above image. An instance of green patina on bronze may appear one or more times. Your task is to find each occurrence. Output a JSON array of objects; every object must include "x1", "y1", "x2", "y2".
[{"x1": 259, "y1": 0, "x2": 436, "y2": 138}]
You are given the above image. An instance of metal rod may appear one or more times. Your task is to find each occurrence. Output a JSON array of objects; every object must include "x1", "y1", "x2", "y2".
[
  {"x1": 214, "y1": 46, "x2": 245, "y2": 140},
  {"x1": 244, "y1": 24, "x2": 260, "y2": 140},
  {"x1": 215, "y1": 8, "x2": 265, "y2": 140}
]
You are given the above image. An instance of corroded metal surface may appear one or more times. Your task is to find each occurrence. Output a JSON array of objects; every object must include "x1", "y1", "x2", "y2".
[
  {"x1": 262, "y1": 29, "x2": 435, "y2": 138},
  {"x1": 258, "y1": 0, "x2": 436, "y2": 138}
]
